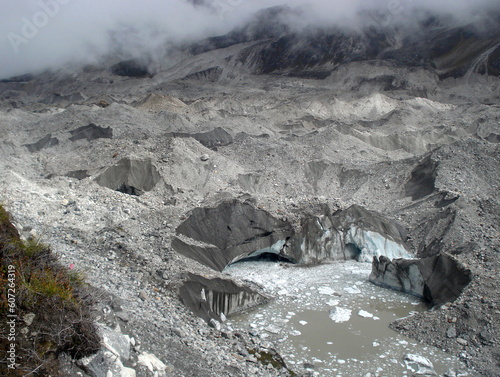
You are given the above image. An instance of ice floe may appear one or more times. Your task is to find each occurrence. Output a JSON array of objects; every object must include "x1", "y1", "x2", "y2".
[
  {"x1": 329, "y1": 307, "x2": 352, "y2": 323},
  {"x1": 358, "y1": 310, "x2": 374, "y2": 318}
]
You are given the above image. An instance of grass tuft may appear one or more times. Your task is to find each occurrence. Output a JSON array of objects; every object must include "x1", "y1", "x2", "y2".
[{"x1": 0, "y1": 204, "x2": 100, "y2": 376}]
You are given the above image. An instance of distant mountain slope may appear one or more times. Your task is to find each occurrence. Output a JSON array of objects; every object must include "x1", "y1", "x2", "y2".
[{"x1": 188, "y1": 6, "x2": 500, "y2": 79}]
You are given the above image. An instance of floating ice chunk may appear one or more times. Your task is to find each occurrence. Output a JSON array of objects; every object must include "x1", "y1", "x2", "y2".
[
  {"x1": 290, "y1": 330, "x2": 302, "y2": 336},
  {"x1": 358, "y1": 310, "x2": 374, "y2": 318},
  {"x1": 373, "y1": 316, "x2": 380, "y2": 321},
  {"x1": 329, "y1": 307, "x2": 352, "y2": 323},
  {"x1": 299, "y1": 320, "x2": 308, "y2": 326},
  {"x1": 318, "y1": 286, "x2": 336, "y2": 295},
  {"x1": 327, "y1": 299, "x2": 340, "y2": 306},
  {"x1": 404, "y1": 354, "x2": 437, "y2": 375},
  {"x1": 337, "y1": 359, "x2": 346, "y2": 364},
  {"x1": 344, "y1": 286, "x2": 361, "y2": 294},
  {"x1": 278, "y1": 289, "x2": 288, "y2": 295},
  {"x1": 265, "y1": 325, "x2": 280, "y2": 334},
  {"x1": 373, "y1": 342, "x2": 380, "y2": 347}
]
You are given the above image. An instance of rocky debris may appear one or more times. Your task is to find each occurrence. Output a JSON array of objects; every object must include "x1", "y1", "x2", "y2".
[
  {"x1": 137, "y1": 352, "x2": 169, "y2": 375},
  {"x1": 95, "y1": 157, "x2": 164, "y2": 196},
  {"x1": 66, "y1": 169, "x2": 91, "y2": 180},
  {"x1": 23, "y1": 133, "x2": 59, "y2": 152},
  {"x1": 41, "y1": 92, "x2": 87, "y2": 105},
  {"x1": 167, "y1": 127, "x2": 234, "y2": 150},
  {"x1": 78, "y1": 349, "x2": 136, "y2": 377},
  {"x1": 414, "y1": 207, "x2": 457, "y2": 258},
  {"x1": 0, "y1": 7, "x2": 499, "y2": 376},
  {"x1": 179, "y1": 273, "x2": 269, "y2": 322},
  {"x1": 182, "y1": 66, "x2": 224, "y2": 82},
  {"x1": 22, "y1": 312, "x2": 36, "y2": 326},
  {"x1": 370, "y1": 253, "x2": 472, "y2": 306},
  {"x1": 69, "y1": 123, "x2": 113, "y2": 142},
  {"x1": 447, "y1": 325, "x2": 457, "y2": 338}
]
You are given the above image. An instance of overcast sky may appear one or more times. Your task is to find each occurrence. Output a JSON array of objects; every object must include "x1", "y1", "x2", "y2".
[{"x1": 0, "y1": 0, "x2": 498, "y2": 79}]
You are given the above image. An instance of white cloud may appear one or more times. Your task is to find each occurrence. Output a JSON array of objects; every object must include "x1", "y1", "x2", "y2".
[{"x1": 0, "y1": 0, "x2": 498, "y2": 79}]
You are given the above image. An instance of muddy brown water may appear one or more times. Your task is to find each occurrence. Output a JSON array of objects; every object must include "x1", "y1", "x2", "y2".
[{"x1": 224, "y1": 261, "x2": 469, "y2": 376}]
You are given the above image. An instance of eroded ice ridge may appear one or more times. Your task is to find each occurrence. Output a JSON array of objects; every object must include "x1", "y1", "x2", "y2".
[{"x1": 174, "y1": 203, "x2": 412, "y2": 270}]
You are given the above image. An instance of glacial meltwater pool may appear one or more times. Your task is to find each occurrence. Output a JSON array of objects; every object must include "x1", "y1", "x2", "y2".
[{"x1": 224, "y1": 260, "x2": 468, "y2": 376}]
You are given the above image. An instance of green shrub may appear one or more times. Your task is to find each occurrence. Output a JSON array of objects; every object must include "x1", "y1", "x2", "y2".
[{"x1": 0, "y1": 205, "x2": 100, "y2": 376}]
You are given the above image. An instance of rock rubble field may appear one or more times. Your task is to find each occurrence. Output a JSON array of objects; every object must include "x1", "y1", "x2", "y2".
[{"x1": 0, "y1": 6, "x2": 499, "y2": 377}]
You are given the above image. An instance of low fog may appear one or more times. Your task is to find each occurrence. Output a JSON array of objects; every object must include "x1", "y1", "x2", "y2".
[{"x1": 0, "y1": 0, "x2": 498, "y2": 79}]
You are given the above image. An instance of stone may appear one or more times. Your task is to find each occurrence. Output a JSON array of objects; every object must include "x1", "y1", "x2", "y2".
[
  {"x1": 447, "y1": 325, "x2": 457, "y2": 338},
  {"x1": 116, "y1": 311, "x2": 130, "y2": 322},
  {"x1": 100, "y1": 325, "x2": 131, "y2": 360},
  {"x1": 220, "y1": 312, "x2": 227, "y2": 322},
  {"x1": 139, "y1": 291, "x2": 150, "y2": 302},
  {"x1": 172, "y1": 328, "x2": 185, "y2": 338},
  {"x1": 457, "y1": 338, "x2": 468, "y2": 346},
  {"x1": 138, "y1": 352, "x2": 166, "y2": 373},
  {"x1": 23, "y1": 313, "x2": 36, "y2": 326},
  {"x1": 200, "y1": 154, "x2": 210, "y2": 161},
  {"x1": 210, "y1": 318, "x2": 221, "y2": 331},
  {"x1": 78, "y1": 350, "x2": 135, "y2": 377}
]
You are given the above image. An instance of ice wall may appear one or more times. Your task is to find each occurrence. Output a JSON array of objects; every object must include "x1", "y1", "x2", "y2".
[{"x1": 344, "y1": 226, "x2": 412, "y2": 262}]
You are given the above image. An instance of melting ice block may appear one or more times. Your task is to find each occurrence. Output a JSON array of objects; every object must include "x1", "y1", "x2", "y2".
[{"x1": 329, "y1": 307, "x2": 352, "y2": 323}]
